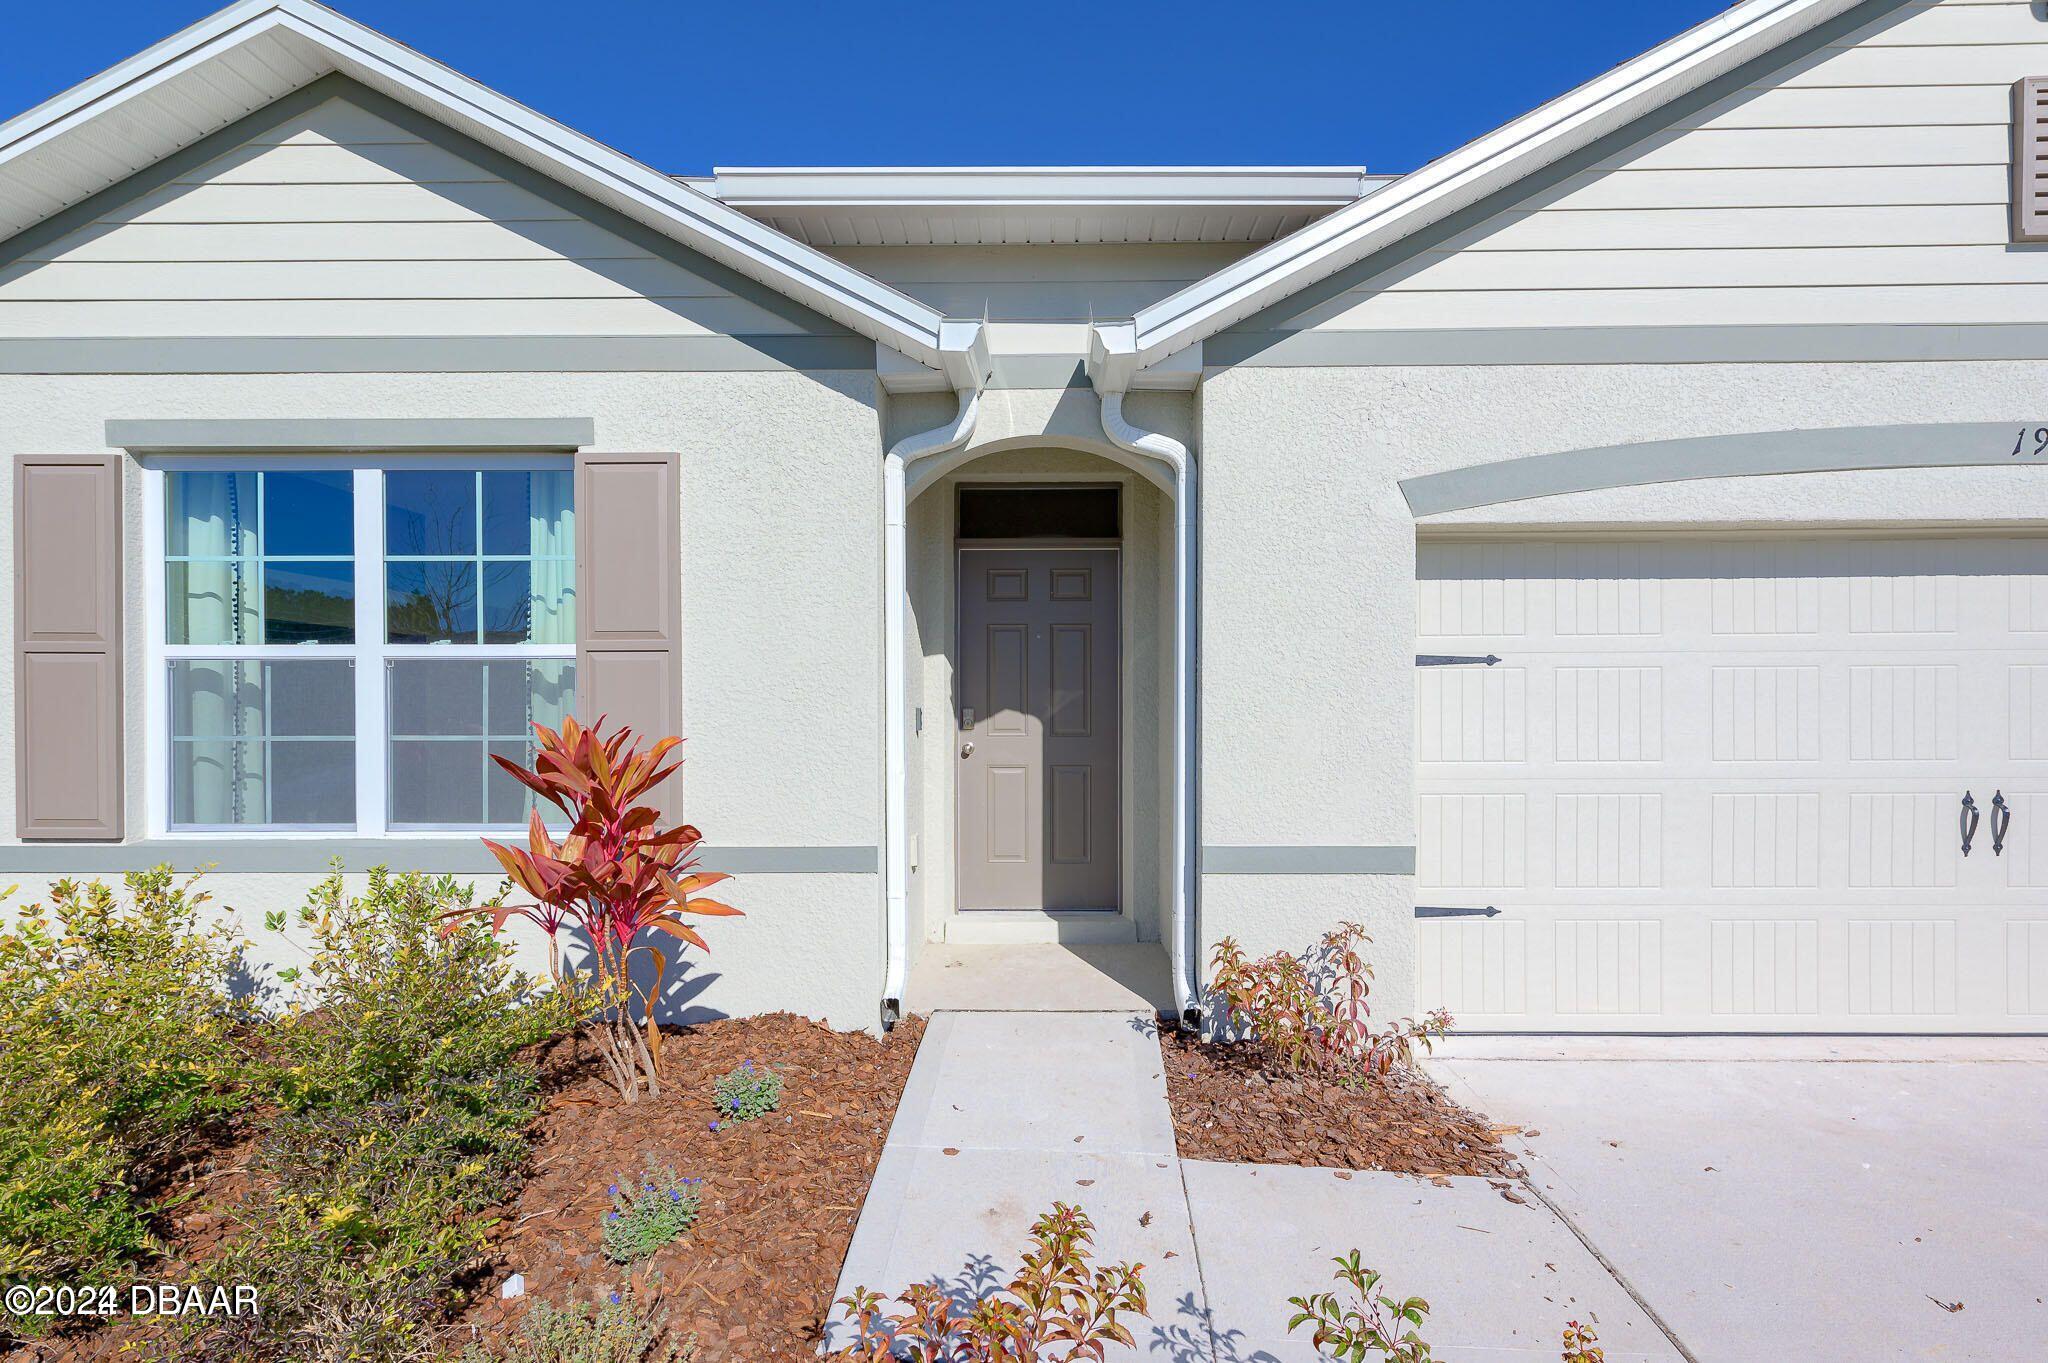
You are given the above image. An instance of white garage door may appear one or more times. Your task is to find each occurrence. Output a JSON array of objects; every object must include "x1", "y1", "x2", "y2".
[{"x1": 1416, "y1": 535, "x2": 2048, "y2": 1033}]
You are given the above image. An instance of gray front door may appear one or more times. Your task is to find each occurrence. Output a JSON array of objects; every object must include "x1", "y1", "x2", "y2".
[{"x1": 957, "y1": 547, "x2": 1120, "y2": 911}]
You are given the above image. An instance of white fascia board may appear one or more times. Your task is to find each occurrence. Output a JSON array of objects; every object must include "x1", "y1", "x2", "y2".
[
  {"x1": 701, "y1": 166, "x2": 1381, "y2": 207},
  {"x1": 0, "y1": 0, "x2": 284, "y2": 161},
  {"x1": 0, "y1": 0, "x2": 955, "y2": 367},
  {"x1": 1123, "y1": 0, "x2": 1869, "y2": 369}
]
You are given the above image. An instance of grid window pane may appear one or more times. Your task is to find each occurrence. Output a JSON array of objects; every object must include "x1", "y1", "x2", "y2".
[
  {"x1": 166, "y1": 560, "x2": 258, "y2": 645},
  {"x1": 385, "y1": 470, "x2": 477, "y2": 556},
  {"x1": 169, "y1": 659, "x2": 354, "y2": 827},
  {"x1": 166, "y1": 471, "x2": 258, "y2": 556},
  {"x1": 390, "y1": 740, "x2": 484, "y2": 826},
  {"x1": 482, "y1": 560, "x2": 575, "y2": 645},
  {"x1": 166, "y1": 471, "x2": 354, "y2": 645},
  {"x1": 386, "y1": 660, "x2": 575, "y2": 827},
  {"x1": 387, "y1": 561, "x2": 477, "y2": 643},
  {"x1": 260, "y1": 471, "x2": 352, "y2": 556},
  {"x1": 262, "y1": 560, "x2": 353, "y2": 644},
  {"x1": 385, "y1": 470, "x2": 573, "y2": 644}
]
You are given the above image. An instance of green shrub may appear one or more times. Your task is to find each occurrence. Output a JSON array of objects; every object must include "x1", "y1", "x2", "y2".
[
  {"x1": 601, "y1": 1168, "x2": 701, "y2": 1264},
  {"x1": 190, "y1": 870, "x2": 584, "y2": 1363},
  {"x1": 263, "y1": 869, "x2": 587, "y2": 1109},
  {"x1": 0, "y1": 871, "x2": 249, "y2": 1333},
  {"x1": 710, "y1": 1060, "x2": 782, "y2": 1122},
  {"x1": 1287, "y1": 1250, "x2": 1435, "y2": 1362},
  {"x1": 201, "y1": 1070, "x2": 543, "y2": 1362},
  {"x1": 462, "y1": 1294, "x2": 693, "y2": 1363}
]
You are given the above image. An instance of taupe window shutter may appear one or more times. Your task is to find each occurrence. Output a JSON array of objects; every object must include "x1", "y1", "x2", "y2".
[
  {"x1": 2015, "y1": 78, "x2": 2048, "y2": 242},
  {"x1": 575, "y1": 451, "x2": 683, "y2": 821},
  {"x1": 14, "y1": 455, "x2": 123, "y2": 839}
]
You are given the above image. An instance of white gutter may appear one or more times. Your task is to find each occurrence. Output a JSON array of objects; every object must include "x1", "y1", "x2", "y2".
[
  {"x1": 1090, "y1": 325, "x2": 1202, "y2": 1029},
  {"x1": 880, "y1": 325, "x2": 988, "y2": 1029}
]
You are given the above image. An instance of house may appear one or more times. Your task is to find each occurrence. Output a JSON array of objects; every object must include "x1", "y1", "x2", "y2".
[{"x1": 3, "y1": 0, "x2": 2046, "y2": 1034}]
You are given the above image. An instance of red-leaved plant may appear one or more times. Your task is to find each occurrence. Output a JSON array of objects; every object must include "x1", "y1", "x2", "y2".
[
  {"x1": 1561, "y1": 1320, "x2": 1605, "y2": 1363},
  {"x1": 446, "y1": 715, "x2": 740, "y2": 1103},
  {"x1": 1211, "y1": 922, "x2": 1452, "y2": 1082},
  {"x1": 836, "y1": 1203, "x2": 1147, "y2": 1362}
]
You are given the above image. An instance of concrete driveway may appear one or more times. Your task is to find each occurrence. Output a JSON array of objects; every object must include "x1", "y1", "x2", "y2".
[{"x1": 1429, "y1": 1038, "x2": 2048, "y2": 1363}]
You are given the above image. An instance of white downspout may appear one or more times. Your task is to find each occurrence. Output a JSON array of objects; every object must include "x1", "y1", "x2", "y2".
[
  {"x1": 1097, "y1": 389, "x2": 1201, "y2": 1031},
  {"x1": 880, "y1": 383, "x2": 981, "y2": 1029}
]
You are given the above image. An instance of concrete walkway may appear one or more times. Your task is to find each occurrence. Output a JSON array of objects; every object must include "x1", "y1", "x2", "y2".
[{"x1": 830, "y1": 1012, "x2": 1679, "y2": 1361}]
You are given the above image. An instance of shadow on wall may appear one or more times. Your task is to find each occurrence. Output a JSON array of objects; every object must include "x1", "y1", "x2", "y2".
[{"x1": 557, "y1": 927, "x2": 729, "y2": 1028}]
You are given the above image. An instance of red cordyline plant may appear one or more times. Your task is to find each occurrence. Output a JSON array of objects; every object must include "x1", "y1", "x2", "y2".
[
  {"x1": 446, "y1": 714, "x2": 740, "y2": 1103},
  {"x1": 1211, "y1": 922, "x2": 1453, "y2": 1082},
  {"x1": 836, "y1": 1203, "x2": 1147, "y2": 1362}
]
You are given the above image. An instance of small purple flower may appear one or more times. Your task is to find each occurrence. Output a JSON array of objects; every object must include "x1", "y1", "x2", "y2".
[
  {"x1": 609, "y1": 1292, "x2": 621, "y2": 1305},
  {"x1": 607, "y1": 1211, "x2": 619, "y2": 1221},
  {"x1": 608, "y1": 1184, "x2": 619, "y2": 1196},
  {"x1": 730, "y1": 1099, "x2": 741, "y2": 1111},
  {"x1": 709, "y1": 1120, "x2": 720, "y2": 1132},
  {"x1": 670, "y1": 1190, "x2": 682, "y2": 1202}
]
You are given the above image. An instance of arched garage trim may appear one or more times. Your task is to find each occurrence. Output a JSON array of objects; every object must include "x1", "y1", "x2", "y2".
[{"x1": 1400, "y1": 423, "x2": 2048, "y2": 517}]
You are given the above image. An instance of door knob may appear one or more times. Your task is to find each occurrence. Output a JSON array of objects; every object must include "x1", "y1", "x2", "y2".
[{"x1": 960, "y1": 741, "x2": 975, "y2": 758}]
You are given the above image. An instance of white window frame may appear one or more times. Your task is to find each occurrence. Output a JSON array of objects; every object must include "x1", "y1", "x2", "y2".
[{"x1": 141, "y1": 453, "x2": 577, "y2": 839}]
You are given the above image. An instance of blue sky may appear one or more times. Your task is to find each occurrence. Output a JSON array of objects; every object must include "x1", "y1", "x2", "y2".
[{"x1": 2, "y1": 1, "x2": 1730, "y2": 175}]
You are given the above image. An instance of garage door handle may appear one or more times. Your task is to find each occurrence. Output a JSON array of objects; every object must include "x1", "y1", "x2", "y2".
[
  {"x1": 1992, "y1": 790, "x2": 2011, "y2": 857},
  {"x1": 1960, "y1": 791, "x2": 1980, "y2": 857}
]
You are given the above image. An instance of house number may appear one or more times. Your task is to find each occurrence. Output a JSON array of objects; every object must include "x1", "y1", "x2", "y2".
[{"x1": 2008, "y1": 427, "x2": 2048, "y2": 459}]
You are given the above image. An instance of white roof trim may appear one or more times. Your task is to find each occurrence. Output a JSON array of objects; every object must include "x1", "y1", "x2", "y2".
[
  {"x1": 687, "y1": 166, "x2": 1393, "y2": 248},
  {"x1": 1107, "y1": 0, "x2": 1874, "y2": 377},
  {"x1": 0, "y1": 0, "x2": 953, "y2": 366},
  {"x1": 694, "y1": 166, "x2": 1383, "y2": 206}
]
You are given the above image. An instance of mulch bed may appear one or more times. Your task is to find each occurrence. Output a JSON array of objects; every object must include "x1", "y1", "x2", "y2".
[
  {"x1": 7, "y1": 1013, "x2": 924, "y2": 1363},
  {"x1": 450, "y1": 1012, "x2": 924, "y2": 1362},
  {"x1": 1160, "y1": 1030, "x2": 1527, "y2": 1187}
]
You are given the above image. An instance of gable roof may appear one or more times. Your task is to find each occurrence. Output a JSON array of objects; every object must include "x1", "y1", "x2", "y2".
[
  {"x1": 0, "y1": 0, "x2": 958, "y2": 371},
  {"x1": 1093, "y1": 0, "x2": 1877, "y2": 383}
]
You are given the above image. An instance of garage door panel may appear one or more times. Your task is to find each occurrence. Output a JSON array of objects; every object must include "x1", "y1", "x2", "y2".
[{"x1": 1418, "y1": 534, "x2": 2048, "y2": 1033}]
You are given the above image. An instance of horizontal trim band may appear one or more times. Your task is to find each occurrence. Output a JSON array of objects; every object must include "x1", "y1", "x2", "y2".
[
  {"x1": 0, "y1": 841, "x2": 879, "y2": 875},
  {"x1": 1202, "y1": 845, "x2": 1416, "y2": 875},
  {"x1": 1402, "y1": 420, "x2": 2048, "y2": 516},
  {"x1": 108, "y1": 417, "x2": 594, "y2": 451},
  {"x1": 0, "y1": 334, "x2": 875, "y2": 375},
  {"x1": 1209, "y1": 323, "x2": 2048, "y2": 371}
]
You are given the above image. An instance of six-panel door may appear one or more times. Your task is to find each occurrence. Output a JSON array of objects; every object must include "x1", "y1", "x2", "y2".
[{"x1": 957, "y1": 548, "x2": 1121, "y2": 912}]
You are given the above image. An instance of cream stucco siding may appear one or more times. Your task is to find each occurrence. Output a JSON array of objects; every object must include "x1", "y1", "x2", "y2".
[
  {"x1": 1196, "y1": 357, "x2": 2048, "y2": 1019},
  {"x1": 0, "y1": 366, "x2": 888, "y2": 1030}
]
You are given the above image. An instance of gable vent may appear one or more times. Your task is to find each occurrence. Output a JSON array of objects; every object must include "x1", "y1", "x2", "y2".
[{"x1": 2015, "y1": 78, "x2": 2048, "y2": 243}]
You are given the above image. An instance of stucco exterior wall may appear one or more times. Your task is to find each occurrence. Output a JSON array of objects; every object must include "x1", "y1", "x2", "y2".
[
  {"x1": 1196, "y1": 357, "x2": 2048, "y2": 1017},
  {"x1": 0, "y1": 367, "x2": 888, "y2": 1030}
]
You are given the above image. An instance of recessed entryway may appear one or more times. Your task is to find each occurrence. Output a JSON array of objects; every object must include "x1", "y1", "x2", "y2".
[{"x1": 955, "y1": 485, "x2": 1122, "y2": 915}]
